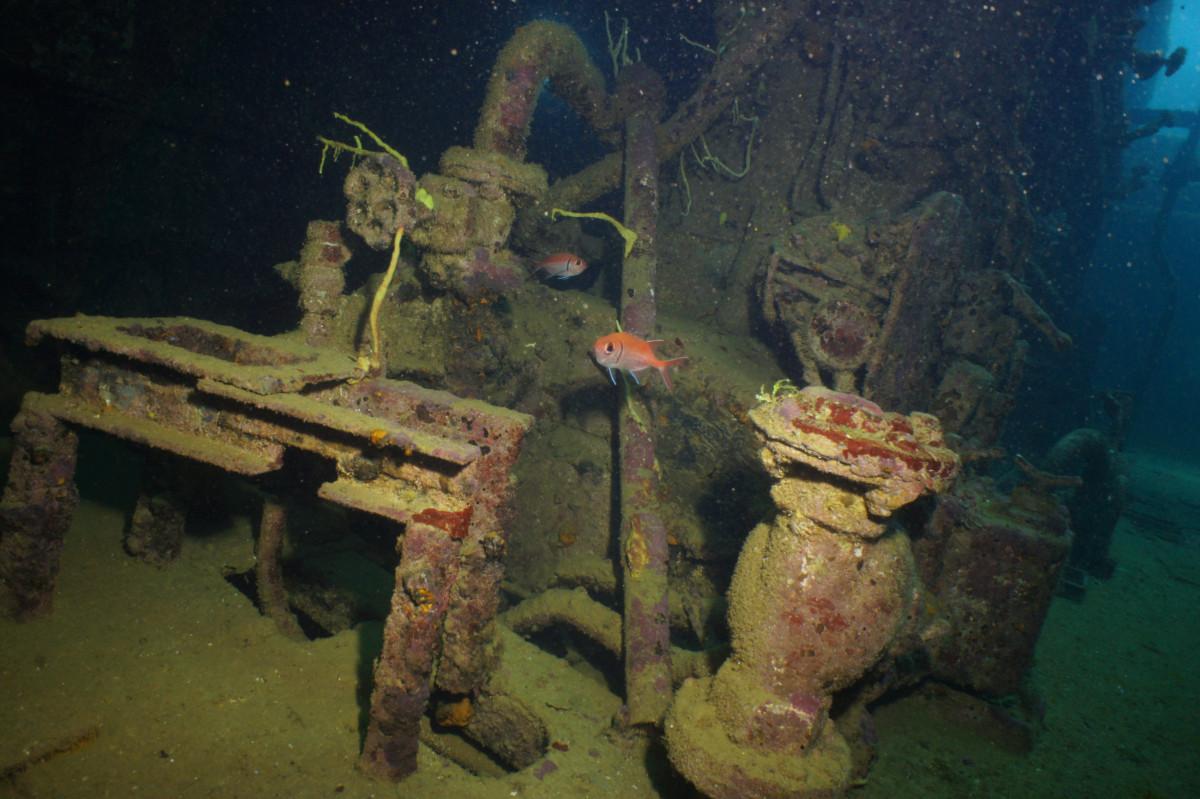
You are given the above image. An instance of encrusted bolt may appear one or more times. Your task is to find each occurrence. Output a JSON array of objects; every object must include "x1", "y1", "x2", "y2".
[
  {"x1": 403, "y1": 570, "x2": 435, "y2": 607},
  {"x1": 480, "y1": 531, "x2": 507, "y2": 561}
]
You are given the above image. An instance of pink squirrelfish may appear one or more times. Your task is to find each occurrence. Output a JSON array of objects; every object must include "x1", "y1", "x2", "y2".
[
  {"x1": 533, "y1": 252, "x2": 588, "y2": 279},
  {"x1": 592, "y1": 331, "x2": 687, "y2": 391}
]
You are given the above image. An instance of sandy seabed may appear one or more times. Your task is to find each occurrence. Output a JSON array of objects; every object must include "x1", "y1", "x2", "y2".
[{"x1": 2, "y1": 440, "x2": 1197, "y2": 799}]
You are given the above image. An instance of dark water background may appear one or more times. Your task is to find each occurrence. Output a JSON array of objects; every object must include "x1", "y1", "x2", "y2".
[
  {"x1": 6, "y1": 1, "x2": 707, "y2": 326},
  {"x1": 4, "y1": 1, "x2": 1196, "y2": 463}
]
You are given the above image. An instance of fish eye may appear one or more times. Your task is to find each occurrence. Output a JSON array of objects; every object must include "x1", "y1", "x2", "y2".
[{"x1": 605, "y1": 342, "x2": 614, "y2": 353}]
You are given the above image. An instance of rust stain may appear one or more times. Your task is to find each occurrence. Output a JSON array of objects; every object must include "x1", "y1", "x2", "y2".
[{"x1": 413, "y1": 506, "x2": 473, "y2": 540}]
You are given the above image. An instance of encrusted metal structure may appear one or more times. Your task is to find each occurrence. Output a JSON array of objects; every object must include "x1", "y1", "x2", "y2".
[
  {"x1": 0, "y1": 314, "x2": 532, "y2": 780},
  {"x1": 666, "y1": 386, "x2": 960, "y2": 798}
]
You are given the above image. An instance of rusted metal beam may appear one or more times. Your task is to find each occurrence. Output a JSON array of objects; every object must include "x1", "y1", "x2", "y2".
[
  {"x1": 0, "y1": 404, "x2": 79, "y2": 620},
  {"x1": 617, "y1": 65, "x2": 672, "y2": 728},
  {"x1": 359, "y1": 519, "x2": 465, "y2": 779}
]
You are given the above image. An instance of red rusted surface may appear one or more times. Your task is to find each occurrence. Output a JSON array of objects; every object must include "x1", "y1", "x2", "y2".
[
  {"x1": 753, "y1": 385, "x2": 960, "y2": 515},
  {"x1": 413, "y1": 506, "x2": 473, "y2": 540}
]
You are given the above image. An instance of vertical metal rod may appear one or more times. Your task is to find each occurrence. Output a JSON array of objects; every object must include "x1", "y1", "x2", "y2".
[
  {"x1": 255, "y1": 497, "x2": 305, "y2": 641},
  {"x1": 618, "y1": 66, "x2": 672, "y2": 727}
]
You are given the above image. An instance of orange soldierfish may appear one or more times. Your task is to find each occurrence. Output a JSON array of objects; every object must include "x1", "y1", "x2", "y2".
[
  {"x1": 592, "y1": 331, "x2": 688, "y2": 391},
  {"x1": 533, "y1": 252, "x2": 588, "y2": 280}
]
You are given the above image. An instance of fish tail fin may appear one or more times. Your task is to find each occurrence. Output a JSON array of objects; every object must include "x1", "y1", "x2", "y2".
[{"x1": 656, "y1": 357, "x2": 688, "y2": 391}]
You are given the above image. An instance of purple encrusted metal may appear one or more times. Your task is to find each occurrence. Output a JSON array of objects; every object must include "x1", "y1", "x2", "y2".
[
  {"x1": 617, "y1": 68, "x2": 673, "y2": 727},
  {"x1": 0, "y1": 404, "x2": 80, "y2": 619},
  {"x1": 2, "y1": 315, "x2": 533, "y2": 784}
]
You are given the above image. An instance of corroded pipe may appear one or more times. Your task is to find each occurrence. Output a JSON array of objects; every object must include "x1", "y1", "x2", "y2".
[
  {"x1": 617, "y1": 64, "x2": 672, "y2": 727},
  {"x1": 473, "y1": 20, "x2": 614, "y2": 160},
  {"x1": 525, "y1": 0, "x2": 805, "y2": 218},
  {"x1": 256, "y1": 497, "x2": 305, "y2": 641}
]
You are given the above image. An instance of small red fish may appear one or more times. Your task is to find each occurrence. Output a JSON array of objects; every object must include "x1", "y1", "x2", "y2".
[
  {"x1": 533, "y1": 252, "x2": 588, "y2": 279},
  {"x1": 592, "y1": 331, "x2": 687, "y2": 391}
]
